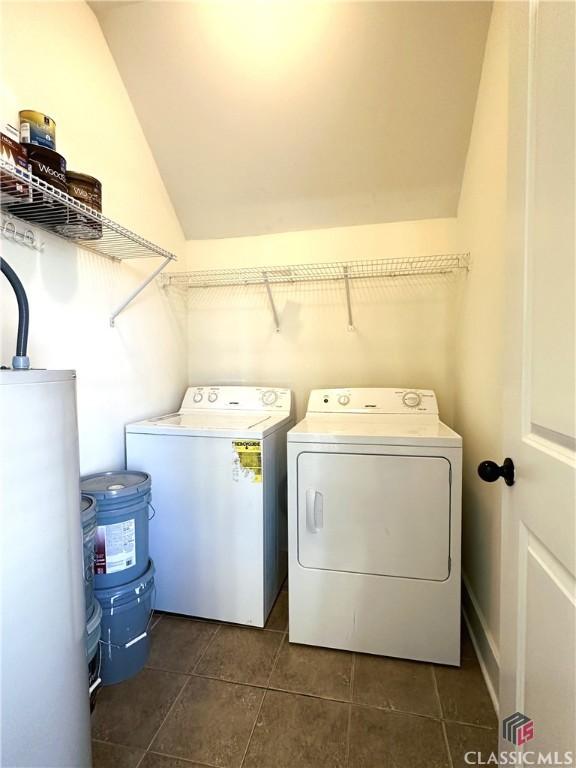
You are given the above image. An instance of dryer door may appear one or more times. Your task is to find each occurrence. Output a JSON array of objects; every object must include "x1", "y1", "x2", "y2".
[{"x1": 297, "y1": 452, "x2": 451, "y2": 581}]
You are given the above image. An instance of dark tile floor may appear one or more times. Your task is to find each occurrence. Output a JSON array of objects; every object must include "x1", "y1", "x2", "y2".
[{"x1": 92, "y1": 582, "x2": 497, "y2": 768}]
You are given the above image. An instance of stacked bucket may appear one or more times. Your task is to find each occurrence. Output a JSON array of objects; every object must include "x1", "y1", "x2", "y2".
[
  {"x1": 81, "y1": 495, "x2": 101, "y2": 707},
  {"x1": 80, "y1": 471, "x2": 155, "y2": 689}
]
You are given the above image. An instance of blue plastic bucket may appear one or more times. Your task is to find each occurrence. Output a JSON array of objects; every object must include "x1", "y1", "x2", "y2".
[
  {"x1": 95, "y1": 559, "x2": 155, "y2": 686},
  {"x1": 81, "y1": 495, "x2": 97, "y2": 618},
  {"x1": 80, "y1": 471, "x2": 151, "y2": 589}
]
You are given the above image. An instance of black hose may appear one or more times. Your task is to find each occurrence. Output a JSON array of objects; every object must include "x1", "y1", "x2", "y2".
[{"x1": 1, "y1": 258, "x2": 30, "y2": 360}]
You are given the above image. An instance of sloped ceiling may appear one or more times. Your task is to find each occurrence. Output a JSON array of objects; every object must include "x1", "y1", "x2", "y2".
[{"x1": 91, "y1": 1, "x2": 491, "y2": 239}]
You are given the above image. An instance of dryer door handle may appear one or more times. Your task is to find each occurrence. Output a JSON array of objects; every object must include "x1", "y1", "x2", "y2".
[{"x1": 305, "y1": 489, "x2": 324, "y2": 533}]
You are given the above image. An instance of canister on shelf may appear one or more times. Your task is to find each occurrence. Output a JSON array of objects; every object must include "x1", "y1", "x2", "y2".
[
  {"x1": 6, "y1": 144, "x2": 67, "y2": 224},
  {"x1": 24, "y1": 145, "x2": 67, "y2": 191},
  {"x1": 55, "y1": 171, "x2": 103, "y2": 240},
  {"x1": 0, "y1": 131, "x2": 32, "y2": 203},
  {"x1": 19, "y1": 110, "x2": 56, "y2": 150}
]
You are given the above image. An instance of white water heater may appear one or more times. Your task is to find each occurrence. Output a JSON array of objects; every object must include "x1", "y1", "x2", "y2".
[{"x1": 0, "y1": 370, "x2": 91, "y2": 768}]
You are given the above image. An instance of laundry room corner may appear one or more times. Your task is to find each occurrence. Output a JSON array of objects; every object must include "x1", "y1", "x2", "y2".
[
  {"x1": 0, "y1": 0, "x2": 188, "y2": 473},
  {"x1": 2, "y1": 0, "x2": 574, "y2": 765}
]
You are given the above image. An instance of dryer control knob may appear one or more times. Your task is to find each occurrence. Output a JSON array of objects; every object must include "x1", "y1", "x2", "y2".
[
  {"x1": 208, "y1": 392, "x2": 218, "y2": 403},
  {"x1": 338, "y1": 395, "x2": 350, "y2": 406},
  {"x1": 262, "y1": 390, "x2": 278, "y2": 406},
  {"x1": 402, "y1": 391, "x2": 421, "y2": 408},
  {"x1": 193, "y1": 391, "x2": 203, "y2": 403}
]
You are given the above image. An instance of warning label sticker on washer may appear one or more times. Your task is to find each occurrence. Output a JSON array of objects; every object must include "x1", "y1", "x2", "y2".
[
  {"x1": 94, "y1": 519, "x2": 136, "y2": 575},
  {"x1": 232, "y1": 440, "x2": 262, "y2": 483}
]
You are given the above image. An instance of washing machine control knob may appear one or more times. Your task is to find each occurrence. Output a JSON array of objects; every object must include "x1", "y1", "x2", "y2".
[
  {"x1": 262, "y1": 390, "x2": 278, "y2": 406},
  {"x1": 193, "y1": 391, "x2": 203, "y2": 403},
  {"x1": 402, "y1": 391, "x2": 421, "y2": 408},
  {"x1": 208, "y1": 392, "x2": 218, "y2": 403},
  {"x1": 338, "y1": 395, "x2": 350, "y2": 406}
]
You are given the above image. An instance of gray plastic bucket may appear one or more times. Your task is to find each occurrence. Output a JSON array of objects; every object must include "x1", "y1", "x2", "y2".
[
  {"x1": 86, "y1": 596, "x2": 103, "y2": 709},
  {"x1": 95, "y1": 559, "x2": 155, "y2": 686},
  {"x1": 80, "y1": 471, "x2": 151, "y2": 589},
  {"x1": 86, "y1": 597, "x2": 102, "y2": 663},
  {"x1": 81, "y1": 495, "x2": 97, "y2": 618}
]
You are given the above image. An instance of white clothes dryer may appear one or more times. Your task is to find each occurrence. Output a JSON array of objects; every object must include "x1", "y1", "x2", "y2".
[{"x1": 287, "y1": 388, "x2": 462, "y2": 665}]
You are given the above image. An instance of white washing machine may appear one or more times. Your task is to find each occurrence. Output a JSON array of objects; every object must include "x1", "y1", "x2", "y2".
[
  {"x1": 287, "y1": 388, "x2": 462, "y2": 665},
  {"x1": 126, "y1": 386, "x2": 293, "y2": 627}
]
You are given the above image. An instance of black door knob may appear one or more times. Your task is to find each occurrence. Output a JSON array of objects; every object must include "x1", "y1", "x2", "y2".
[{"x1": 478, "y1": 458, "x2": 515, "y2": 486}]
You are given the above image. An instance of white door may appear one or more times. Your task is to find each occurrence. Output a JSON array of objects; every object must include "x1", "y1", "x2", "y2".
[
  {"x1": 297, "y1": 452, "x2": 451, "y2": 580},
  {"x1": 497, "y1": 1, "x2": 575, "y2": 760}
]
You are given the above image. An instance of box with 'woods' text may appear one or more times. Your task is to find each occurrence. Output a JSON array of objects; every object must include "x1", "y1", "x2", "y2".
[{"x1": 0, "y1": 126, "x2": 32, "y2": 203}]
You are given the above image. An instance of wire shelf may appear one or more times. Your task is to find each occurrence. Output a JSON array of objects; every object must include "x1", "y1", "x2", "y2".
[
  {"x1": 159, "y1": 253, "x2": 470, "y2": 288},
  {"x1": 0, "y1": 158, "x2": 176, "y2": 262}
]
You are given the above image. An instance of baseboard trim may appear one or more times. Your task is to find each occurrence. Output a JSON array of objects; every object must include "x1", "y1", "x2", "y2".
[{"x1": 462, "y1": 573, "x2": 500, "y2": 716}]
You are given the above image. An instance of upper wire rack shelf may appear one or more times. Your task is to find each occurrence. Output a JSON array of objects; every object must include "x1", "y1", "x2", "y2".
[
  {"x1": 159, "y1": 253, "x2": 470, "y2": 288},
  {"x1": 0, "y1": 158, "x2": 176, "y2": 262}
]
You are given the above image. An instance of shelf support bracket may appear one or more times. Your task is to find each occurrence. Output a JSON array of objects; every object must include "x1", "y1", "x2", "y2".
[
  {"x1": 1, "y1": 215, "x2": 44, "y2": 252},
  {"x1": 110, "y1": 255, "x2": 173, "y2": 327},
  {"x1": 263, "y1": 271, "x2": 280, "y2": 333},
  {"x1": 343, "y1": 266, "x2": 354, "y2": 331}
]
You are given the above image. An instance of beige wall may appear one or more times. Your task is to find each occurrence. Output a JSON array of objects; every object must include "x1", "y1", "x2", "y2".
[
  {"x1": 451, "y1": 2, "x2": 509, "y2": 705},
  {"x1": 93, "y1": 1, "x2": 492, "y2": 239},
  {"x1": 184, "y1": 218, "x2": 463, "y2": 420},
  {"x1": 0, "y1": 1, "x2": 187, "y2": 473}
]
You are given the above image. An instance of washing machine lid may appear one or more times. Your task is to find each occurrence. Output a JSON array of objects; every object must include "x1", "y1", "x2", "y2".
[
  {"x1": 126, "y1": 410, "x2": 292, "y2": 438},
  {"x1": 126, "y1": 385, "x2": 294, "y2": 438}
]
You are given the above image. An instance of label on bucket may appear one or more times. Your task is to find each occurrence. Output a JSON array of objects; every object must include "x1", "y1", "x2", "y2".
[{"x1": 95, "y1": 520, "x2": 136, "y2": 575}]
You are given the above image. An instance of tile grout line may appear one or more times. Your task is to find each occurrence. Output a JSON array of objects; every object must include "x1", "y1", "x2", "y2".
[
  {"x1": 441, "y1": 720, "x2": 455, "y2": 768},
  {"x1": 191, "y1": 624, "x2": 222, "y2": 674},
  {"x1": 349, "y1": 652, "x2": 356, "y2": 702},
  {"x1": 432, "y1": 665, "x2": 446, "y2": 720},
  {"x1": 344, "y1": 702, "x2": 353, "y2": 768},
  {"x1": 238, "y1": 687, "x2": 268, "y2": 768},
  {"x1": 141, "y1": 674, "x2": 191, "y2": 756},
  {"x1": 266, "y1": 630, "x2": 287, "y2": 687},
  {"x1": 345, "y1": 653, "x2": 356, "y2": 768},
  {"x1": 263, "y1": 682, "x2": 355, "y2": 706},
  {"x1": 266, "y1": 633, "x2": 286, "y2": 690},
  {"x1": 150, "y1": 613, "x2": 163, "y2": 631},
  {"x1": 214, "y1": 679, "x2": 463, "y2": 725},
  {"x1": 174, "y1": 631, "x2": 495, "y2": 732},
  {"x1": 239, "y1": 632, "x2": 287, "y2": 768},
  {"x1": 92, "y1": 739, "x2": 146, "y2": 768},
  {"x1": 139, "y1": 625, "x2": 224, "y2": 760},
  {"x1": 187, "y1": 671, "x2": 270, "y2": 691},
  {"x1": 442, "y1": 719, "x2": 497, "y2": 732},
  {"x1": 143, "y1": 668, "x2": 494, "y2": 731},
  {"x1": 432, "y1": 664, "x2": 454, "y2": 768}
]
